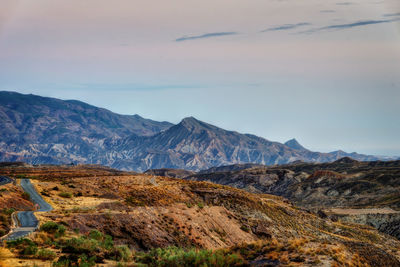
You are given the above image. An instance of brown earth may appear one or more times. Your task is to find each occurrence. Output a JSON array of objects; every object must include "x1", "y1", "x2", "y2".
[{"x1": 1, "y1": 164, "x2": 400, "y2": 266}]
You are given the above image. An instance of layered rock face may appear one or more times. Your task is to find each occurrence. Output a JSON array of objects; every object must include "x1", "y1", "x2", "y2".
[{"x1": 186, "y1": 159, "x2": 400, "y2": 239}]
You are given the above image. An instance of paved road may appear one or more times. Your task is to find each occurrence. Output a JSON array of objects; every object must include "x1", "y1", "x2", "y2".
[
  {"x1": 3, "y1": 179, "x2": 53, "y2": 240},
  {"x1": 0, "y1": 175, "x2": 13, "y2": 186},
  {"x1": 20, "y1": 179, "x2": 52, "y2": 212}
]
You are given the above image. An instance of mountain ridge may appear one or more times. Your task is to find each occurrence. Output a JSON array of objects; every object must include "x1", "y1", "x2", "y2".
[{"x1": 0, "y1": 91, "x2": 390, "y2": 171}]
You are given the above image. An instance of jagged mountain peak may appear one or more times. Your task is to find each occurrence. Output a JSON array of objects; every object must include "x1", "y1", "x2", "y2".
[
  {"x1": 177, "y1": 116, "x2": 217, "y2": 132},
  {"x1": 0, "y1": 92, "x2": 386, "y2": 171},
  {"x1": 284, "y1": 138, "x2": 307, "y2": 151},
  {"x1": 180, "y1": 116, "x2": 200, "y2": 124}
]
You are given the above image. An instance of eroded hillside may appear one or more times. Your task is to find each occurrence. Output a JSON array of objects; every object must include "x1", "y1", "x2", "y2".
[
  {"x1": 186, "y1": 158, "x2": 400, "y2": 240},
  {"x1": 0, "y1": 164, "x2": 400, "y2": 266}
]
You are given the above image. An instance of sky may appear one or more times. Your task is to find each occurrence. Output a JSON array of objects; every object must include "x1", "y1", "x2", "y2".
[{"x1": 0, "y1": 0, "x2": 399, "y2": 156}]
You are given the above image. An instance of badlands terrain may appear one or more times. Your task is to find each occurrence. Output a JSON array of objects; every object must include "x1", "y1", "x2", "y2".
[{"x1": 0, "y1": 162, "x2": 399, "y2": 266}]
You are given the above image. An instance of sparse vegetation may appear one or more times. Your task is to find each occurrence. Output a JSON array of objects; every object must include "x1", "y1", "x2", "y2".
[
  {"x1": 134, "y1": 246, "x2": 244, "y2": 267},
  {"x1": 40, "y1": 221, "x2": 66, "y2": 237},
  {"x1": 1, "y1": 164, "x2": 400, "y2": 266},
  {"x1": 36, "y1": 248, "x2": 57, "y2": 260},
  {"x1": 6, "y1": 238, "x2": 38, "y2": 257},
  {"x1": 197, "y1": 202, "x2": 204, "y2": 209}
]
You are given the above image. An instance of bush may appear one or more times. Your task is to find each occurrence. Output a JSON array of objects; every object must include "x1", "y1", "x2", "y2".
[
  {"x1": 114, "y1": 245, "x2": 132, "y2": 262},
  {"x1": 23, "y1": 243, "x2": 38, "y2": 256},
  {"x1": 36, "y1": 248, "x2": 56, "y2": 260},
  {"x1": 58, "y1": 192, "x2": 72, "y2": 198},
  {"x1": 7, "y1": 238, "x2": 38, "y2": 257},
  {"x1": 89, "y1": 230, "x2": 103, "y2": 241},
  {"x1": 56, "y1": 232, "x2": 131, "y2": 265},
  {"x1": 40, "y1": 221, "x2": 66, "y2": 237},
  {"x1": 52, "y1": 254, "x2": 96, "y2": 267},
  {"x1": 40, "y1": 222, "x2": 59, "y2": 233},
  {"x1": 135, "y1": 246, "x2": 244, "y2": 267}
]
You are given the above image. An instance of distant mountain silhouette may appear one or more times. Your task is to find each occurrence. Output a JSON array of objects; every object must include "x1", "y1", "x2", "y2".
[
  {"x1": 0, "y1": 91, "x2": 386, "y2": 171},
  {"x1": 284, "y1": 138, "x2": 307, "y2": 151}
]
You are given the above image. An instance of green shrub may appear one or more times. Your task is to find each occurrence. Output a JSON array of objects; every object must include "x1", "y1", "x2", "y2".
[
  {"x1": 36, "y1": 248, "x2": 56, "y2": 260},
  {"x1": 197, "y1": 202, "x2": 204, "y2": 209},
  {"x1": 40, "y1": 221, "x2": 66, "y2": 237},
  {"x1": 40, "y1": 222, "x2": 59, "y2": 233},
  {"x1": 114, "y1": 245, "x2": 132, "y2": 262},
  {"x1": 56, "y1": 232, "x2": 131, "y2": 265},
  {"x1": 23, "y1": 243, "x2": 38, "y2": 256},
  {"x1": 58, "y1": 192, "x2": 73, "y2": 198},
  {"x1": 102, "y1": 235, "x2": 114, "y2": 250},
  {"x1": 52, "y1": 255, "x2": 72, "y2": 267},
  {"x1": 7, "y1": 238, "x2": 38, "y2": 257},
  {"x1": 56, "y1": 225, "x2": 66, "y2": 237},
  {"x1": 52, "y1": 254, "x2": 96, "y2": 267},
  {"x1": 79, "y1": 254, "x2": 97, "y2": 267},
  {"x1": 135, "y1": 246, "x2": 244, "y2": 267},
  {"x1": 89, "y1": 229, "x2": 103, "y2": 241},
  {"x1": 63, "y1": 236, "x2": 99, "y2": 255}
]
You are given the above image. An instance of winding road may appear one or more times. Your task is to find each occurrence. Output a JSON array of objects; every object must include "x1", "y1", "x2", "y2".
[{"x1": 3, "y1": 179, "x2": 52, "y2": 240}]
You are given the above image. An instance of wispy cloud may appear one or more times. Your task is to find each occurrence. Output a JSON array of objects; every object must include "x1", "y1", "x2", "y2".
[
  {"x1": 299, "y1": 18, "x2": 400, "y2": 34},
  {"x1": 383, "y1": 12, "x2": 400, "y2": 17},
  {"x1": 175, "y1": 32, "x2": 238, "y2": 42},
  {"x1": 261, "y1": 23, "x2": 310, "y2": 32},
  {"x1": 336, "y1": 2, "x2": 353, "y2": 5},
  {"x1": 320, "y1": 10, "x2": 336, "y2": 13},
  {"x1": 66, "y1": 83, "x2": 204, "y2": 91}
]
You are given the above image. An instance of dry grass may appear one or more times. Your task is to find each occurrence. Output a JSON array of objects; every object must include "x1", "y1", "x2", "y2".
[
  {"x1": 1, "y1": 165, "x2": 400, "y2": 266},
  {"x1": 0, "y1": 247, "x2": 7, "y2": 267}
]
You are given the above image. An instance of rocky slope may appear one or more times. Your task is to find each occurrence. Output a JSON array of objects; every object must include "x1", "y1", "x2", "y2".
[
  {"x1": 100, "y1": 117, "x2": 382, "y2": 171},
  {"x1": 186, "y1": 158, "x2": 400, "y2": 239},
  {"x1": 0, "y1": 91, "x2": 385, "y2": 171},
  {"x1": 1, "y1": 164, "x2": 400, "y2": 266},
  {"x1": 0, "y1": 91, "x2": 172, "y2": 164}
]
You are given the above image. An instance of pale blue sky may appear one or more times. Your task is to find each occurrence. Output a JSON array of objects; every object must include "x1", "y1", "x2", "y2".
[{"x1": 0, "y1": 0, "x2": 399, "y2": 156}]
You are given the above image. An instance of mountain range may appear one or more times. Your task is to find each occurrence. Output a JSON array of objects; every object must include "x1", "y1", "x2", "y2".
[{"x1": 0, "y1": 91, "x2": 388, "y2": 171}]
